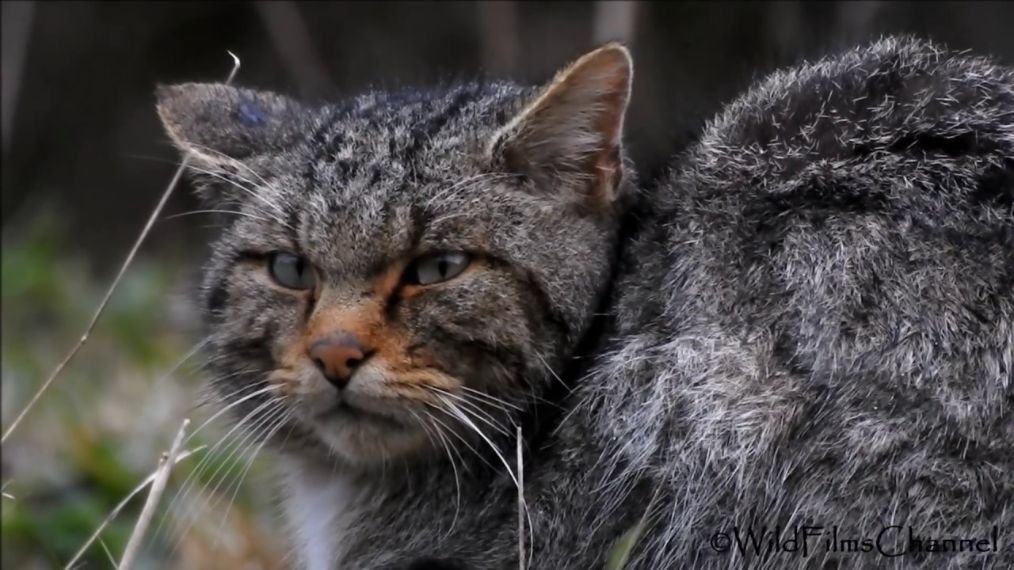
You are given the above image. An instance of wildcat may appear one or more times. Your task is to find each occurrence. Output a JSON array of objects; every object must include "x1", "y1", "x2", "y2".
[{"x1": 156, "y1": 35, "x2": 1013, "y2": 569}]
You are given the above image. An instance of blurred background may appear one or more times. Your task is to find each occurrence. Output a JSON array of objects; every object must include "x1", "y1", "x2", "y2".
[{"x1": 2, "y1": 1, "x2": 1013, "y2": 568}]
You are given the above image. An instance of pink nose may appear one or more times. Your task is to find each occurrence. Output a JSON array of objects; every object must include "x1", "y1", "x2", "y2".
[{"x1": 308, "y1": 332, "x2": 368, "y2": 390}]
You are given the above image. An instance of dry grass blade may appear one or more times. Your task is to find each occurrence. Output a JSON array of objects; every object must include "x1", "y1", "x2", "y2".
[
  {"x1": 118, "y1": 418, "x2": 190, "y2": 570},
  {"x1": 0, "y1": 51, "x2": 241, "y2": 445},
  {"x1": 63, "y1": 445, "x2": 206, "y2": 570}
]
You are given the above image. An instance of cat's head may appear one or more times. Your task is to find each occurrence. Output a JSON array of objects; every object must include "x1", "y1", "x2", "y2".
[{"x1": 157, "y1": 44, "x2": 633, "y2": 467}]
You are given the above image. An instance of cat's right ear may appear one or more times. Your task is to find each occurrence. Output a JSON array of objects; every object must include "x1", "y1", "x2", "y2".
[
  {"x1": 487, "y1": 43, "x2": 633, "y2": 210},
  {"x1": 155, "y1": 83, "x2": 307, "y2": 201}
]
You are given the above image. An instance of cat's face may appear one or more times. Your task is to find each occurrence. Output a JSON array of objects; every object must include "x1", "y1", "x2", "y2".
[{"x1": 158, "y1": 44, "x2": 633, "y2": 467}]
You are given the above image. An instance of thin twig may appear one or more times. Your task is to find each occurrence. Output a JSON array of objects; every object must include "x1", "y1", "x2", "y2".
[
  {"x1": 0, "y1": 52, "x2": 241, "y2": 446},
  {"x1": 516, "y1": 425, "x2": 526, "y2": 570},
  {"x1": 63, "y1": 445, "x2": 206, "y2": 569},
  {"x1": 118, "y1": 418, "x2": 190, "y2": 570}
]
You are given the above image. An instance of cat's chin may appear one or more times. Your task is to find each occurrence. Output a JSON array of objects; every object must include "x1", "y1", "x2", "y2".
[{"x1": 307, "y1": 402, "x2": 430, "y2": 466}]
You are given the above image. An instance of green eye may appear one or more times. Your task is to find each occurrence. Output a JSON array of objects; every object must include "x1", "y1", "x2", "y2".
[
  {"x1": 268, "y1": 252, "x2": 317, "y2": 290},
  {"x1": 404, "y1": 252, "x2": 471, "y2": 286}
]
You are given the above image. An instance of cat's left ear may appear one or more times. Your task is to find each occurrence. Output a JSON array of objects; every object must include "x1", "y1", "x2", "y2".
[
  {"x1": 489, "y1": 42, "x2": 633, "y2": 208},
  {"x1": 156, "y1": 83, "x2": 309, "y2": 169}
]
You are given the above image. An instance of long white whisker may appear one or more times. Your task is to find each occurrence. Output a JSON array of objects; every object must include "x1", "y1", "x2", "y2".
[
  {"x1": 185, "y1": 141, "x2": 275, "y2": 189},
  {"x1": 156, "y1": 394, "x2": 280, "y2": 543},
  {"x1": 189, "y1": 398, "x2": 285, "y2": 513},
  {"x1": 411, "y1": 410, "x2": 462, "y2": 538},
  {"x1": 185, "y1": 384, "x2": 279, "y2": 445},
  {"x1": 433, "y1": 424, "x2": 463, "y2": 539},
  {"x1": 165, "y1": 398, "x2": 285, "y2": 554},
  {"x1": 202, "y1": 399, "x2": 287, "y2": 503},
  {"x1": 182, "y1": 164, "x2": 292, "y2": 230},
  {"x1": 439, "y1": 397, "x2": 519, "y2": 489},
  {"x1": 189, "y1": 367, "x2": 265, "y2": 410},
  {"x1": 213, "y1": 406, "x2": 291, "y2": 545},
  {"x1": 179, "y1": 154, "x2": 266, "y2": 195},
  {"x1": 164, "y1": 209, "x2": 278, "y2": 224},
  {"x1": 183, "y1": 164, "x2": 282, "y2": 211},
  {"x1": 425, "y1": 172, "x2": 521, "y2": 208},
  {"x1": 459, "y1": 386, "x2": 523, "y2": 412},
  {"x1": 423, "y1": 404, "x2": 497, "y2": 473},
  {"x1": 430, "y1": 388, "x2": 511, "y2": 438},
  {"x1": 437, "y1": 397, "x2": 534, "y2": 566},
  {"x1": 151, "y1": 337, "x2": 211, "y2": 384}
]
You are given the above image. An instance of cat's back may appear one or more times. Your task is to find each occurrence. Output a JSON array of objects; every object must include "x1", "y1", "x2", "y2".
[
  {"x1": 587, "y1": 35, "x2": 1013, "y2": 569},
  {"x1": 635, "y1": 34, "x2": 1013, "y2": 335},
  {"x1": 640, "y1": 33, "x2": 1014, "y2": 389}
]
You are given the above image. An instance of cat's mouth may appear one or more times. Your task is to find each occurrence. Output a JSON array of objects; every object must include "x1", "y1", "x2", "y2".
[
  {"x1": 284, "y1": 363, "x2": 448, "y2": 463},
  {"x1": 315, "y1": 400, "x2": 407, "y2": 431},
  {"x1": 303, "y1": 394, "x2": 430, "y2": 464}
]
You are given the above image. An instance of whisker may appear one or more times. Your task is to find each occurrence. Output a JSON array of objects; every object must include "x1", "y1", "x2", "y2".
[
  {"x1": 422, "y1": 403, "x2": 497, "y2": 473},
  {"x1": 155, "y1": 394, "x2": 281, "y2": 543},
  {"x1": 182, "y1": 164, "x2": 293, "y2": 230},
  {"x1": 437, "y1": 397, "x2": 520, "y2": 489},
  {"x1": 176, "y1": 149, "x2": 265, "y2": 192},
  {"x1": 429, "y1": 388, "x2": 511, "y2": 439},
  {"x1": 189, "y1": 372, "x2": 259, "y2": 411},
  {"x1": 435, "y1": 397, "x2": 535, "y2": 565},
  {"x1": 164, "y1": 209, "x2": 279, "y2": 224},
  {"x1": 425, "y1": 172, "x2": 522, "y2": 208},
  {"x1": 459, "y1": 386, "x2": 523, "y2": 412},
  {"x1": 152, "y1": 337, "x2": 211, "y2": 385},
  {"x1": 185, "y1": 384, "x2": 279, "y2": 445},
  {"x1": 165, "y1": 399, "x2": 286, "y2": 554},
  {"x1": 411, "y1": 410, "x2": 462, "y2": 538},
  {"x1": 185, "y1": 141, "x2": 275, "y2": 189},
  {"x1": 201, "y1": 399, "x2": 287, "y2": 508},
  {"x1": 213, "y1": 406, "x2": 291, "y2": 545}
]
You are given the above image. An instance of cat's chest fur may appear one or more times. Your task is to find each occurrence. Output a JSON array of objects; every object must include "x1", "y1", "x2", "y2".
[
  {"x1": 280, "y1": 458, "x2": 366, "y2": 570},
  {"x1": 277, "y1": 454, "x2": 515, "y2": 569}
]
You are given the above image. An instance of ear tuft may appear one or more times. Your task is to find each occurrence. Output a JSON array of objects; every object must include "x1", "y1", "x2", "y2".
[{"x1": 490, "y1": 42, "x2": 633, "y2": 207}]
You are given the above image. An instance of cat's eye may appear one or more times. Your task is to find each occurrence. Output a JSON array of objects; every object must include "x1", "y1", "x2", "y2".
[
  {"x1": 404, "y1": 252, "x2": 471, "y2": 286},
  {"x1": 267, "y1": 252, "x2": 317, "y2": 290}
]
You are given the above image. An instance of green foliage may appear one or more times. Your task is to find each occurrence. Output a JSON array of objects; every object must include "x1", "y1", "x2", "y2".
[{"x1": 1, "y1": 209, "x2": 279, "y2": 569}]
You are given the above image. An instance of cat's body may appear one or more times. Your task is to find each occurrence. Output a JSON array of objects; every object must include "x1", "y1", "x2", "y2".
[{"x1": 158, "y1": 36, "x2": 1013, "y2": 569}]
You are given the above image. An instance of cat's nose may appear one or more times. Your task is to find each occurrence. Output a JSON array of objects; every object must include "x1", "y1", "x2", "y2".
[{"x1": 308, "y1": 332, "x2": 369, "y2": 390}]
